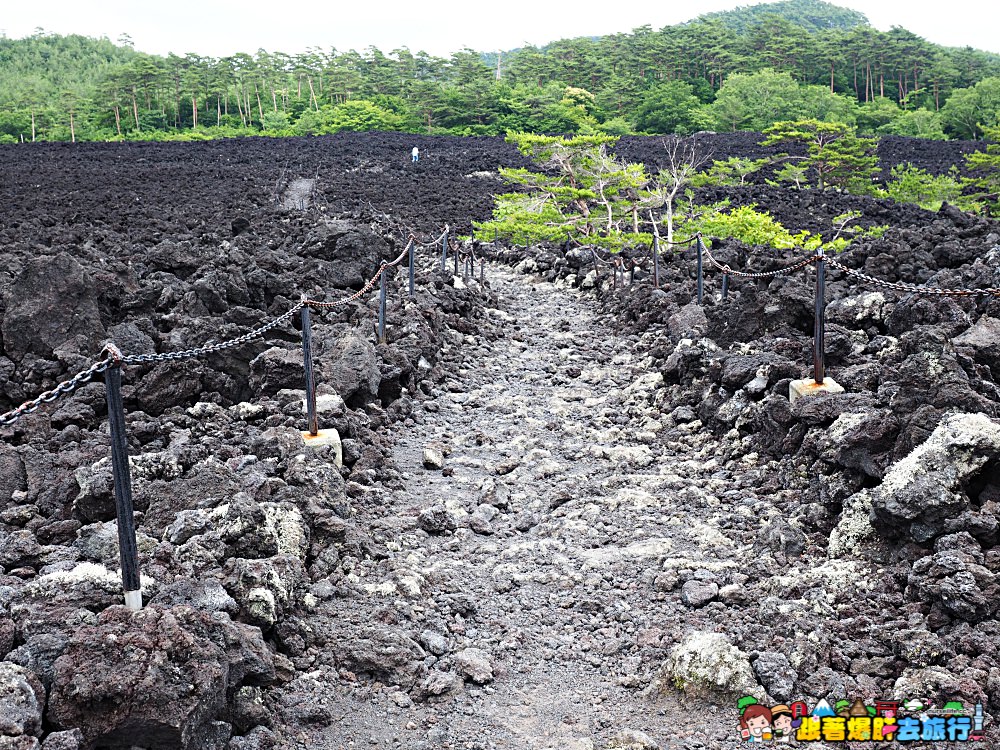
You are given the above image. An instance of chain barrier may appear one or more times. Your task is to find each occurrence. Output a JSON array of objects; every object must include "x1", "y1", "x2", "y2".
[
  {"x1": 302, "y1": 242, "x2": 412, "y2": 310},
  {"x1": 18, "y1": 219, "x2": 995, "y2": 433},
  {"x1": 698, "y1": 235, "x2": 1000, "y2": 294},
  {"x1": 411, "y1": 225, "x2": 449, "y2": 248},
  {"x1": 589, "y1": 248, "x2": 617, "y2": 267},
  {"x1": 120, "y1": 302, "x2": 306, "y2": 365},
  {"x1": 702, "y1": 240, "x2": 819, "y2": 280},
  {"x1": 0, "y1": 356, "x2": 114, "y2": 426},
  {"x1": 827, "y1": 257, "x2": 1000, "y2": 298},
  {"x1": 2, "y1": 226, "x2": 449, "y2": 428},
  {"x1": 660, "y1": 234, "x2": 702, "y2": 246}
]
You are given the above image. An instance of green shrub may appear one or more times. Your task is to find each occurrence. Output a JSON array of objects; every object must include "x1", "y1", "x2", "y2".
[
  {"x1": 681, "y1": 203, "x2": 798, "y2": 248},
  {"x1": 885, "y1": 163, "x2": 965, "y2": 211}
]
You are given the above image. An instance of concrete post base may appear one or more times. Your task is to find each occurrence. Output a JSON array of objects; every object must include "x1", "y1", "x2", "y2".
[
  {"x1": 789, "y1": 377, "x2": 845, "y2": 404},
  {"x1": 124, "y1": 589, "x2": 143, "y2": 611},
  {"x1": 301, "y1": 428, "x2": 343, "y2": 467}
]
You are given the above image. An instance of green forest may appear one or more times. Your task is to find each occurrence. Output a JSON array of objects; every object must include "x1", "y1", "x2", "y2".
[{"x1": 2, "y1": 0, "x2": 1000, "y2": 144}]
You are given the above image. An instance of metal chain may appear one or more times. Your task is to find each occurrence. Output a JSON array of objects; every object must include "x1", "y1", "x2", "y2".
[
  {"x1": 121, "y1": 302, "x2": 306, "y2": 364},
  {"x1": 412, "y1": 225, "x2": 449, "y2": 248},
  {"x1": 305, "y1": 244, "x2": 411, "y2": 309},
  {"x1": 1, "y1": 225, "x2": 441, "y2": 432},
  {"x1": 827, "y1": 257, "x2": 1000, "y2": 297},
  {"x1": 0, "y1": 356, "x2": 114, "y2": 426},
  {"x1": 661, "y1": 234, "x2": 701, "y2": 246},
  {"x1": 304, "y1": 270, "x2": 383, "y2": 309},
  {"x1": 702, "y1": 243, "x2": 819, "y2": 279},
  {"x1": 590, "y1": 248, "x2": 617, "y2": 268},
  {"x1": 385, "y1": 243, "x2": 411, "y2": 268}
]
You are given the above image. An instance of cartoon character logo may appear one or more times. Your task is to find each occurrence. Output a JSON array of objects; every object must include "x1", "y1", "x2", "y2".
[
  {"x1": 770, "y1": 704, "x2": 800, "y2": 744},
  {"x1": 737, "y1": 697, "x2": 772, "y2": 743},
  {"x1": 738, "y1": 695, "x2": 987, "y2": 743}
]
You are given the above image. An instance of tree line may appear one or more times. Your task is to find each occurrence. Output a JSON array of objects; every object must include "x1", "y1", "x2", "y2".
[{"x1": 2, "y1": 0, "x2": 1000, "y2": 144}]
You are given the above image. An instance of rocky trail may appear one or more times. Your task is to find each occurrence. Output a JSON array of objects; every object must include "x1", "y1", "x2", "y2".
[{"x1": 281, "y1": 265, "x2": 774, "y2": 750}]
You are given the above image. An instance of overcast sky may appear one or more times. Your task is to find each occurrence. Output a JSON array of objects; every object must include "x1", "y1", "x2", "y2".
[{"x1": 2, "y1": 0, "x2": 997, "y2": 59}]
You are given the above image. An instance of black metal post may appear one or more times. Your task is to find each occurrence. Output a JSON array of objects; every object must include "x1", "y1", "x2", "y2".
[
  {"x1": 408, "y1": 239, "x2": 415, "y2": 298},
  {"x1": 696, "y1": 236, "x2": 705, "y2": 305},
  {"x1": 630, "y1": 261, "x2": 636, "y2": 285},
  {"x1": 652, "y1": 235, "x2": 660, "y2": 289},
  {"x1": 103, "y1": 362, "x2": 142, "y2": 610},
  {"x1": 722, "y1": 272, "x2": 729, "y2": 301},
  {"x1": 814, "y1": 249, "x2": 826, "y2": 384},
  {"x1": 454, "y1": 243, "x2": 459, "y2": 276},
  {"x1": 301, "y1": 304, "x2": 318, "y2": 436},
  {"x1": 441, "y1": 229, "x2": 448, "y2": 272},
  {"x1": 378, "y1": 263, "x2": 387, "y2": 344}
]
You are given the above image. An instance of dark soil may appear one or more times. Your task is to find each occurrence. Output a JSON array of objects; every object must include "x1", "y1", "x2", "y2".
[{"x1": 0, "y1": 131, "x2": 998, "y2": 750}]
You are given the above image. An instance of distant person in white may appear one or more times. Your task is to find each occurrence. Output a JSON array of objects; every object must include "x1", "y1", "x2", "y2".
[{"x1": 412, "y1": 146, "x2": 419, "y2": 163}]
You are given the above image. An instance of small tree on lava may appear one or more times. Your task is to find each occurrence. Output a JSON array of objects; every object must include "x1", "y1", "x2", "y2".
[
  {"x1": 474, "y1": 132, "x2": 707, "y2": 251},
  {"x1": 762, "y1": 119, "x2": 880, "y2": 193}
]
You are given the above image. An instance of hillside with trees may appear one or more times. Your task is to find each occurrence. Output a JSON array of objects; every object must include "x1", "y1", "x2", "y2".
[{"x1": 2, "y1": 0, "x2": 1000, "y2": 143}]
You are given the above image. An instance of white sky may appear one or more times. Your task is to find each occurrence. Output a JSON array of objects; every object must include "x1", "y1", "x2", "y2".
[{"x1": 2, "y1": 0, "x2": 997, "y2": 59}]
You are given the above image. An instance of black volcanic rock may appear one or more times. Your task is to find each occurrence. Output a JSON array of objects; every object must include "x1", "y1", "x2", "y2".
[{"x1": 2, "y1": 253, "x2": 105, "y2": 362}]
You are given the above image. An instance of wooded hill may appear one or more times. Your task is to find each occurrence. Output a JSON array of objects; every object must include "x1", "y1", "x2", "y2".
[{"x1": 2, "y1": 0, "x2": 999, "y2": 143}]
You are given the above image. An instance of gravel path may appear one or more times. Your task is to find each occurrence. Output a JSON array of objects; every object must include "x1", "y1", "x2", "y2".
[{"x1": 292, "y1": 266, "x2": 768, "y2": 749}]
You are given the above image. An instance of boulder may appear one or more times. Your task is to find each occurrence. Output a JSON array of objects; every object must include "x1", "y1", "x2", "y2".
[
  {"x1": 454, "y1": 647, "x2": 494, "y2": 684},
  {"x1": 653, "y1": 631, "x2": 762, "y2": 702},
  {"x1": 2, "y1": 253, "x2": 105, "y2": 362},
  {"x1": 871, "y1": 412, "x2": 1000, "y2": 544},
  {"x1": 47, "y1": 605, "x2": 274, "y2": 749},
  {"x1": 299, "y1": 220, "x2": 385, "y2": 290},
  {"x1": 905, "y1": 532, "x2": 999, "y2": 623},
  {"x1": 680, "y1": 580, "x2": 719, "y2": 608},
  {"x1": 752, "y1": 651, "x2": 798, "y2": 702},
  {"x1": 249, "y1": 347, "x2": 303, "y2": 397},
  {"x1": 320, "y1": 335, "x2": 380, "y2": 407},
  {"x1": 40, "y1": 729, "x2": 84, "y2": 750},
  {"x1": 0, "y1": 662, "x2": 45, "y2": 741}
]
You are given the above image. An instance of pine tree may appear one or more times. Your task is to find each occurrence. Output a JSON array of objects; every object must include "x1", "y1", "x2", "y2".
[
  {"x1": 761, "y1": 119, "x2": 880, "y2": 192},
  {"x1": 474, "y1": 133, "x2": 666, "y2": 251}
]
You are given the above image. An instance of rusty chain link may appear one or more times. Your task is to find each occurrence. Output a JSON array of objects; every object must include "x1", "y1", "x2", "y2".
[
  {"x1": 702, "y1": 242, "x2": 819, "y2": 279},
  {"x1": 121, "y1": 302, "x2": 306, "y2": 365},
  {"x1": 0, "y1": 356, "x2": 115, "y2": 427},
  {"x1": 589, "y1": 248, "x2": 617, "y2": 267},
  {"x1": 827, "y1": 257, "x2": 1000, "y2": 297},
  {"x1": 303, "y1": 268, "x2": 384, "y2": 309},
  {"x1": 411, "y1": 225, "x2": 449, "y2": 248},
  {"x1": 661, "y1": 234, "x2": 702, "y2": 246},
  {"x1": 14, "y1": 219, "x2": 993, "y2": 432},
  {"x1": 302, "y1": 243, "x2": 411, "y2": 309},
  {"x1": 700, "y1": 239, "x2": 1000, "y2": 295}
]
